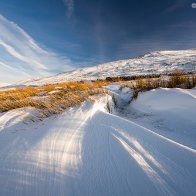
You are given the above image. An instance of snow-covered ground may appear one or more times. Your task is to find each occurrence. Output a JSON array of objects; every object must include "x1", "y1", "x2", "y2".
[
  {"x1": 109, "y1": 84, "x2": 196, "y2": 149},
  {"x1": 0, "y1": 83, "x2": 10, "y2": 88},
  {"x1": 2, "y1": 49, "x2": 195, "y2": 88},
  {"x1": 128, "y1": 88, "x2": 196, "y2": 149},
  {"x1": 0, "y1": 88, "x2": 195, "y2": 196}
]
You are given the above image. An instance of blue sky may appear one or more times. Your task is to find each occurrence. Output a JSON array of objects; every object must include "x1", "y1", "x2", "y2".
[{"x1": 0, "y1": 0, "x2": 196, "y2": 83}]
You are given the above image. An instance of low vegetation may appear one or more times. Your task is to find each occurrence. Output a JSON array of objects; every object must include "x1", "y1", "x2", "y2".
[
  {"x1": 0, "y1": 71, "x2": 195, "y2": 115},
  {"x1": 0, "y1": 81, "x2": 109, "y2": 115},
  {"x1": 125, "y1": 71, "x2": 196, "y2": 99}
]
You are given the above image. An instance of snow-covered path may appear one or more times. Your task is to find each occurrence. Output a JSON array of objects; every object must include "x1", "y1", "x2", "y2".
[
  {"x1": 0, "y1": 96, "x2": 196, "y2": 196},
  {"x1": 0, "y1": 103, "x2": 95, "y2": 196}
]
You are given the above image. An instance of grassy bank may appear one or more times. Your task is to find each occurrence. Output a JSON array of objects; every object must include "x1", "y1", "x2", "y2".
[
  {"x1": 0, "y1": 81, "x2": 109, "y2": 114},
  {"x1": 0, "y1": 71, "x2": 195, "y2": 114}
]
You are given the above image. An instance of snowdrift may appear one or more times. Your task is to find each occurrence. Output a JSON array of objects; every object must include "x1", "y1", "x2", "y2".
[
  {"x1": 128, "y1": 88, "x2": 196, "y2": 149},
  {"x1": 0, "y1": 91, "x2": 195, "y2": 196}
]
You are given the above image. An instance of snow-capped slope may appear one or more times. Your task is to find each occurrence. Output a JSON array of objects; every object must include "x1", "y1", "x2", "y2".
[
  {"x1": 0, "y1": 90, "x2": 195, "y2": 196},
  {"x1": 0, "y1": 83, "x2": 10, "y2": 87},
  {"x1": 12, "y1": 49, "x2": 196, "y2": 87}
]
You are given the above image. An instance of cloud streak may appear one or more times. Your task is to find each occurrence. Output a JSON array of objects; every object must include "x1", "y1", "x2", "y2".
[
  {"x1": 63, "y1": 0, "x2": 74, "y2": 18},
  {"x1": 164, "y1": 0, "x2": 188, "y2": 13},
  {"x1": 0, "y1": 15, "x2": 73, "y2": 83}
]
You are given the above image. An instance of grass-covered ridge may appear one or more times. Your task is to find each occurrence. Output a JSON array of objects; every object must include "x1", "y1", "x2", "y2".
[
  {"x1": 0, "y1": 71, "x2": 195, "y2": 115},
  {"x1": 0, "y1": 81, "x2": 109, "y2": 114}
]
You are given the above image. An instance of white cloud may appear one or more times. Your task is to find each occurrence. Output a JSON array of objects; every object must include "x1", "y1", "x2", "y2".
[
  {"x1": 0, "y1": 15, "x2": 73, "y2": 83},
  {"x1": 63, "y1": 0, "x2": 74, "y2": 18}
]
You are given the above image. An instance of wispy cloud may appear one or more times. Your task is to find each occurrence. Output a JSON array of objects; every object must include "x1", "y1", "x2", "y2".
[
  {"x1": 63, "y1": 0, "x2": 74, "y2": 18},
  {"x1": 0, "y1": 15, "x2": 73, "y2": 83},
  {"x1": 164, "y1": 0, "x2": 188, "y2": 13}
]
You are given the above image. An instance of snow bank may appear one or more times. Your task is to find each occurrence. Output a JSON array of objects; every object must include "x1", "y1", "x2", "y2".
[
  {"x1": 0, "y1": 107, "x2": 42, "y2": 133},
  {"x1": 128, "y1": 88, "x2": 196, "y2": 149},
  {"x1": 106, "y1": 82, "x2": 133, "y2": 109},
  {"x1": 0, "y1": 92, "x2": 195, "y2": 196}
]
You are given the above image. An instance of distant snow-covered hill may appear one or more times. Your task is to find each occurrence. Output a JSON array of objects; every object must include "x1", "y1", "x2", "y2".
[
  {"x1": 4, "y1": 49, "x2": 196, "y2": 87},
  {"x1": 0, "y1": 83, "x2": 10, "y2": 87}
]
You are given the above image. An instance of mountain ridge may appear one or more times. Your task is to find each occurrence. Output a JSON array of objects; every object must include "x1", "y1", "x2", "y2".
[{"x1": 2, "y1": 49, "x2": 196, "y2": 88}]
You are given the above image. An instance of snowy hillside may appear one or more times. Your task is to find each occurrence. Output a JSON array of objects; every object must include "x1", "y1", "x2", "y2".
[
  {"x1": 11, "y1": 49, "x2": 196, "y2": 87},
  {"x1": 0, "y1": 88, "x2": 195, "y2": 196},
  {"x1": 0, "y1": 83, "x2": 10, "y2": 87}
]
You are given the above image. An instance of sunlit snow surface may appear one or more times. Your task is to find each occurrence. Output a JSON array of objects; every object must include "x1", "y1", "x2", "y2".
[{"x1": 0, "y1": 90, "x2": 195, "y2": 196}]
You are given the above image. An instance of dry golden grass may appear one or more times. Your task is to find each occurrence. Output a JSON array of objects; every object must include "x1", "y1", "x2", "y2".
[
  {"x1": 0, "y1": 81, "x2": 110, "y2": 114},
  {"x1": 0, "y1": 71, "x2": 195, "y2": 114},
  {"x1": 125, "y1": 72, "x2": 196, "y2": 99}
]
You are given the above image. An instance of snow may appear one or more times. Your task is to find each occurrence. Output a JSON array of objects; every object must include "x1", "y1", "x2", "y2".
[
  {"x1": 106, "y1": 84, "x2": 196, "y2": 149},
  {"x1": 0, "y1": 107, "x2": 42, "y2": 133},
  {"x1": 0, "y1": 83, "x2": 10, "y2": 87},
  {"x1": 48, "y1": 90, "x2": 61, "y2": 95},
  {"x1": 0, "y1": 90, "x2": 196, "y2": 195},
  {"x1": 106, "y1": 82, "x2": 133, "y2": 109},
  {"x1": 2, "y1": 49, "x2": 195, "y2": 88},
  {"x1": 126, "y1": 88, "x2": 196, "y2": 149}
]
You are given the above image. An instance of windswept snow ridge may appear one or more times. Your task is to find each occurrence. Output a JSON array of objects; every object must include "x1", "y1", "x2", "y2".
[
  {"x1": 4, "y1": 49, "x2": 195, "y2": 87},
  {"x1": 128, "y1": 88, "x2": 196, "y2": 149},
  {"x1": 0, "y1": 90, "x2": 195, "y2": 196},
  {"x1": 107, "y1": 84, "x2": 196, "y2": 149}
]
